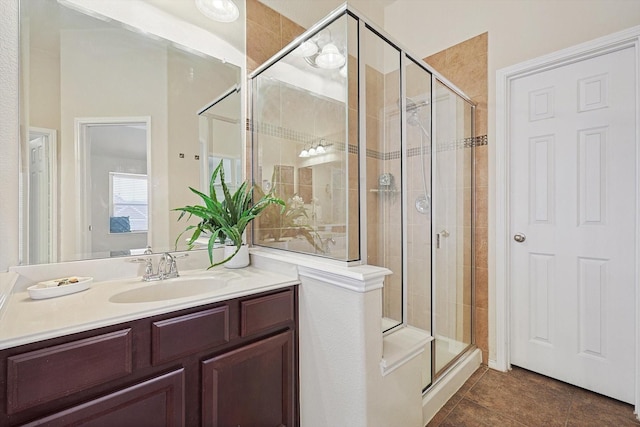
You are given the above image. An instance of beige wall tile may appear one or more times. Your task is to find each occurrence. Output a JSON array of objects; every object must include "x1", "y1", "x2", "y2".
[
  {"x1": 247, "y1": 19, "x2": 281, "y2": 68},
  {"x1": 475, "y1": 267, "x2": 488, "y2": 310},
  {"x1": 474, "y1": 226, "x2": 488, "y2": 269},
  {"x1": 475, "y1": 101, "x2": 488, "y2": 136},
  {"x1": 424, "y1": 50, "x2": 447, "y2": 72},
  {"x1": 246, "y1": 57, "x2": 259, "y2": 74},
  {"x1": 347, "y1": 55, "x2": 358, "y2": 110},
  {"x1": 366, "y1": 116, "x2": 380, "y2": 150},
  {"x1": 474, "y1": 145, "x2": 488, "y2": 187},
  {"x1": 475, "y1": 184, "x2": 488, "y2": 228},
  {"x1": 280, "y1": 15, "x2": 305, "y2": 48},
  {"x1": 365, "y1": 65, "x2": 384, "y2": 114},
  {"x1": 475, "y1": 306, "x2": 488, "y2": 364},
  {"x1": 247, "y1": 0, "x2": 280, "y2": 34}
]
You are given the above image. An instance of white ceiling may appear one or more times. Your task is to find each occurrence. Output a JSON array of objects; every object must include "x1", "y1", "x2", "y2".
[{"x1": 259, "y1": 0, "x2": 397, "y2": 29}]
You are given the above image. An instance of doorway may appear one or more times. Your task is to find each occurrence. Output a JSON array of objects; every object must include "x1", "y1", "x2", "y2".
[
  {"x1": 496, "y1": 26, "x2": 640, "y2": 409},
  {"x1": 75, "y1": 117, "x2": 151, "y2": 259},
  {"x1": 26, "y1": 127, "x2": 57, "y2": 264}
]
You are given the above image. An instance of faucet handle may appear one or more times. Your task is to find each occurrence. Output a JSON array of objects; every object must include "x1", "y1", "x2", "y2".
[{"x1": 129, "y1": 256, "x2": 155, "y2": 279}]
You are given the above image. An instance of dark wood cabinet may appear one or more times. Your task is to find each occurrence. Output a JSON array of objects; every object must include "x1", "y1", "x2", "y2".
[
  {"x1": 0, "y1": 286, "x2": 298, "y2": 427},
  {"x1": 202, "y1": 331, "x2": 294, "y2": 427}
]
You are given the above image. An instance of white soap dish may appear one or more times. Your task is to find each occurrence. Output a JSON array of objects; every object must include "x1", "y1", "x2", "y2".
[{"x1": 28, "y1": 277, "x2": 93, "y2": 300}]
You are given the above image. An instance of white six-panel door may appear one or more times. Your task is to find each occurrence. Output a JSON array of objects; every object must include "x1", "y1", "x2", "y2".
[{"x1": 509, "y1": 46, "x2": 636, "y2": 403}]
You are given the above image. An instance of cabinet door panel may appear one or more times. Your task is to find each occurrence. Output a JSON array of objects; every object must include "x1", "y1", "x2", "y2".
[
  {"x1": 23, "y1": 369, "x2": 185, "y2": 427},
  {"x1": 202, "y1": 331, "x2": 295, "y2": 427}
]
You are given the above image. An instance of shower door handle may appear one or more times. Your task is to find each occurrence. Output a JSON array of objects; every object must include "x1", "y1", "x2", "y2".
[
  {"x1": 513, "y1": 233, "x2": 526, "y2": 243},
  {"x1": 436, "y1": 230, "x2": 450, "y2": 248}
]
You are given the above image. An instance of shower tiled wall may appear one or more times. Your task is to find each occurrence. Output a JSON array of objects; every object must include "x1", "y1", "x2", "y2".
[
  {"x1": 246, "y1": 0, "x2": 305, "y2": 73},
  {"x1": 425, "y1": 33, "x2": 489, "y2": 363}
]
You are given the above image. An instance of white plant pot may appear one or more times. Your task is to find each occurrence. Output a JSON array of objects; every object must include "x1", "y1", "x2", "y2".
[{"x1": 223, "y1": 244, "x2": 250, "y2": 269}]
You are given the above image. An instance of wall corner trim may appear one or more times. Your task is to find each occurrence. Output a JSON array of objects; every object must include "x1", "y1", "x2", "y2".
[{"x1": 297, "y1": 264, "x2": 389, "y2": 293}]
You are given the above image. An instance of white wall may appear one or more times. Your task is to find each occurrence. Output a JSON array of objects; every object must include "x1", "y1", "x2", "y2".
[
  {"x1": 383, "y1": 0, "x2": 640, "y2": 364},
  {"x1": 167, "y1": 49, "x2": 239, "y2": 250},
  {"x1": 251, "y1": 251, "x2": 425, "y2": 427},
  {"x1": 0, "y1": 0, "x2": 19, "y2": 271}
]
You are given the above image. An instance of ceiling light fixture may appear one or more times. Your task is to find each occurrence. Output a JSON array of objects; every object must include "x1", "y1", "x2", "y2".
[
  {"x1": 195, "y1": 0, "x2": 239, "y2": 23},
  {"x1": 299, "y1": 147, "x2": 310, "y2": 158}
]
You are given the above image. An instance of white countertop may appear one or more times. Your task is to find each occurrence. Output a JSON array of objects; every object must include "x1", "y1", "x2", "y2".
[{"x1": 0, "y1": 266, "x2": 299, "y2": 350}]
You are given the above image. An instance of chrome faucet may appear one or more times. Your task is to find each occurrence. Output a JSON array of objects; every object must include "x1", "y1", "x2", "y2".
[
  {"x1": 132, "y1": 247, "x2": 187, "y2": 281},
  {"x1": 158, "y1": 252, "x2": 179, "y2": 280}
]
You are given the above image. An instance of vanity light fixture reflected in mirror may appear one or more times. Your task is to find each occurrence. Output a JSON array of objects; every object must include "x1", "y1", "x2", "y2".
[
  {"x1": 299, "y1": 140, "x2": 327, "y2": 158},
  {"x1": 315, "y1": 42, "x2": 345, "y2": 69},
  {"x1": 295, "y1": 30, "x2": 346, "y2": 70}
]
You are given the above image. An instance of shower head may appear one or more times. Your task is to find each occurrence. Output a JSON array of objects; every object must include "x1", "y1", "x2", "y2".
[
  {"x1": 406, "y1": 97, "x2": 429, "y2": 127},
  {"x1": 406, "y1": 97, "x2": 429, "y2": 111}
]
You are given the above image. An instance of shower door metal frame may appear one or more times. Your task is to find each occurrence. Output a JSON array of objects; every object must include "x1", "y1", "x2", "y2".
[{"x1": 430, "y1": 78, "x2": 477, "y2": 385}]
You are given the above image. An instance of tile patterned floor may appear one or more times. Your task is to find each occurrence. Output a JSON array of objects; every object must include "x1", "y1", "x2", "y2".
[{"x1": 428, "y1": 366, "x2": 640, "y2": 427}]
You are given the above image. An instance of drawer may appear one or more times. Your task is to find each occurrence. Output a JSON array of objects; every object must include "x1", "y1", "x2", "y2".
[
  {"x1": 7, "y1": 329, "x2": 133, "y2": 414},
  {"x1": 22, "y1": 369, "x2": 185, "y2": 427},
  {"x1": 240, "y1": 289, "x2": 294, "y2": 337},
  {"x1": 151, "y1": 305, "x2": 229, "y2": 365}
]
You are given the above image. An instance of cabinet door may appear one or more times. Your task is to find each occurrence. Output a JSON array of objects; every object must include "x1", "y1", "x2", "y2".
[
  {"x1": 23, "y1": 369, "x2": 185, "y2": 427},
  {"x1": 202, "y1": 331, "x2": 295, "y2": 427}
]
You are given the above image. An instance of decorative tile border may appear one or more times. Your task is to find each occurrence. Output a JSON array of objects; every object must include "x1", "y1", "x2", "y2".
[
  {"x1": 249, "y1": 120, "x2": 487, "y2": 160},
  {"x1": 371, "y1": 135, "x2": 488, "y2": 160},
  {"x1": 248, "y1": 120, "x2": 346, "y2": 149}
]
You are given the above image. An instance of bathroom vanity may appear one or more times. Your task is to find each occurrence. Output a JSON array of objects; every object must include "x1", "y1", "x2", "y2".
[{"x1": 0, "y1": 269, "x2": 298, "y2": 426}]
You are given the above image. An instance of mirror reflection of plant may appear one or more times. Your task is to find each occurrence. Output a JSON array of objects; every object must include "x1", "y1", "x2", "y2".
[
  {"x1": 255, "y1": 186, "x2": 324, "y2": 253},
  {"x1": 174, "y1": 160, "x2": 284, "y2": 268}
]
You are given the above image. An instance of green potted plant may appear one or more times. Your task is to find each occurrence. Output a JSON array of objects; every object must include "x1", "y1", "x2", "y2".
[{"x1": 174, "y1": 160, "x2": 284, "y2": 268}]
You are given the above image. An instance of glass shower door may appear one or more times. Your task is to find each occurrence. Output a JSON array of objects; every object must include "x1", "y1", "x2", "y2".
[
  {"x1": 404, "y1": 57, "x2": 433, "y2": 388},
  {"x1": 433, "y1": 80, "x2": 474, "y2": 376}
]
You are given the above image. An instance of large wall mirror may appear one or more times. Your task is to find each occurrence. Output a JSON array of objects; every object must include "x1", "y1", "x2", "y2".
[{"x1": 19, "y1": 0, "x2": 245, "y2": 264}]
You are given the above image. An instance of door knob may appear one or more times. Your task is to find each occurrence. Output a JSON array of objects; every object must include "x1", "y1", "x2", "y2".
[{"x1": 514, "y1": 233, "x2": 526, "y2": 243}]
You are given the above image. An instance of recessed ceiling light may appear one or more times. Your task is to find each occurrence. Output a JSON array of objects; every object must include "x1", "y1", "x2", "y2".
[{"x1": 195, "y1": 0, "x2": 239, "y2": 23}]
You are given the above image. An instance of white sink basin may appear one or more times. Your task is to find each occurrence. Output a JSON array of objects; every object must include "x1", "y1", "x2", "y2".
[{"x1": 109, "y1": 277, "x2": 228, "y2": 303}]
